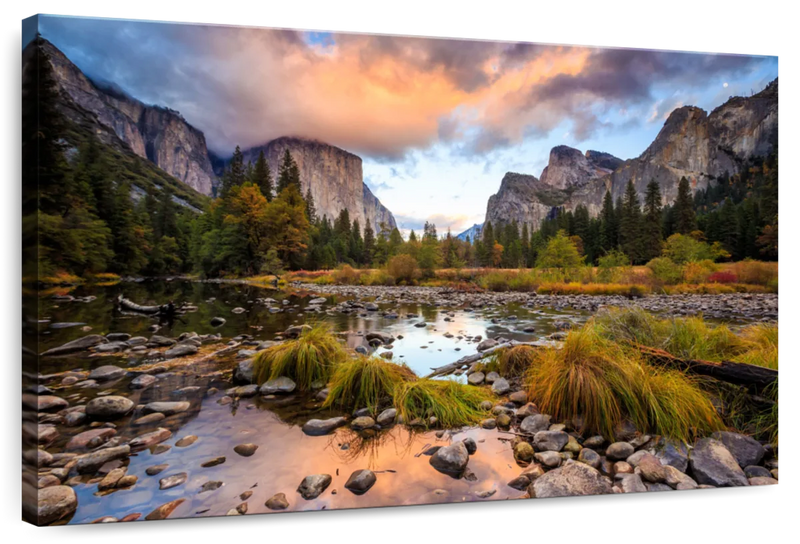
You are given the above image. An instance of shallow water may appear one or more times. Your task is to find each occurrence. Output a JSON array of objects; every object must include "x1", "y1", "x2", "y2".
[{"x1": 36, "y1": 280, "x2": 595, "y2": 523}]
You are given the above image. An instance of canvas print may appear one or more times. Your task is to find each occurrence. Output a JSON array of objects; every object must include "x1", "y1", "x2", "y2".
[{"x1": 21, "y1": 14, "x2": 778, "y2": 526}]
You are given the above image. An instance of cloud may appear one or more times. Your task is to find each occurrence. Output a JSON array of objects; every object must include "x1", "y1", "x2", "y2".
[{"x1": 39, "y1": 16, "x2": 776, "y2": 161}]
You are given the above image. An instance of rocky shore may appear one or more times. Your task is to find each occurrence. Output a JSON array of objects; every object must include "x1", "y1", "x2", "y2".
[{"x1": 294, "y1": 283, "x2": 778, "y2": 322}]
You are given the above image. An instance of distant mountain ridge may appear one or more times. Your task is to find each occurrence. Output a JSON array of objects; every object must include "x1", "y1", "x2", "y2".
[
  {"x1": 456, "y1": 223, "x2": 483, "y2": 242},
  {"x1": 484, "y1": 79, "x2": 779, "y2": 229}
]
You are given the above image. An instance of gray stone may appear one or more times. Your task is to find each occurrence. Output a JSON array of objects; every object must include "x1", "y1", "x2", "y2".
[
  {"x1": 344, "y1": 469, "x2": 377, "y2": 495},
  {"x1": 85, "y1": 396, "x2": 134, "y2": 420},
  {"x1": 163, "y1": 344, "x2": 198, "y2": 359},
  {"x1": 75, "y1": 445, "x2": 130, "y2": 474},
  {"x1": 129, "y1": 428, "x2": 173, "y2": 450},
  {"x1": 376, "y1": 408, "x2": 397, "y2": 426},
  {"x1": 88, "y1": 365, "x2": 126, "y2": 382},
  {"x1": 531, "y1": 462, "x2": 613, "y2": 498},
  {"x1": 520, "y1": 414, "x2": 551, "y2": 434},
  {"x1": 143, "y1": 401, "x2": 190, "y2": 416},
  {"x1": 514, "y1": 442, "x2": 535, "y2": 463},
  {"x1": 302, "y1": 417, "x2": 346, "y2": 436},
  {"x1": 35, "y1": 485, "x2": 78, "y2": 525},
  {"x1": 491, "y1": 378, "x2": 511, "y2": 395},
  {"x1": 159, "y1": 473, "x2": 187, "y2": 490},
  {"x1": 259, "y1": 376, "x2": 297, "y2": 395},
  {"x1": 130, "y1": 374, "x2": 156, "y2": 389},
  {"x1": 748, "y1": 476, "x2": 778, "y2": 486},
  {"x1": 744, "y1": 465, "x2": 772, "y2": 479},
  {"x1": 234, "y1": 443, "x2": 258, "y2": 457},
  {"x1": 266, "y1": 492, "x2": 289, "y2": 510},
  {"x1": 534, "y1": 451, "x2": 562, "y2": 468},
  {"x1": 467, "y1": 372, "x2": 485, "y2": 385},
  {"x1": 477, "y1": 338, "x2": 498, "y2": 352},
  {"x1": 233, "y1": 358, "x2": 255, "y2": 384},
  {"x1": 606, "y1": 442, "x2": 635, "y2": 461},
  {"x1": 710, "y1": 431, "x2": 766, "y2": 468},
  {"x1": 689, "y1": 438, "x2": 748, "y2": 487},
  {"x1": 533, "y1": 431, "x2": 569, "y2": 452},
  {"x1": 297, "y1": 474, "x2": 332, "y2": 499},
  {"x1": 42, "y1": 335, "x2": 108, "y2": 356},
  {"x1": 351, "y1": 416, "x2": 376, "y2": 431},
  {"x1": 516, "y1": 403, "x2": 539, "y2": 418},
  {"x1": 619, "y1": 473, "x2": 648, "y2": 493},
  {"x1": 577, "y1": 448, "x2": 602, "y2": 469},
  {"x1": 430, "y1": 441, "x2": 470, "y2": 475}
]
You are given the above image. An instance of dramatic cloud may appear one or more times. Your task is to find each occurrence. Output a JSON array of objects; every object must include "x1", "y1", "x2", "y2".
[{"x1": 38, "y1": 16, "x2": 776, "y2": 161}]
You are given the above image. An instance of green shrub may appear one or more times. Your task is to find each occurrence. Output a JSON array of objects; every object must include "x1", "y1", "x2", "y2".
[
  {"x1": 647, "y1": 257, "x2": 683, "y2": 284},
  {"x1": 324, "y1": 355, "x2": 416, "y2": 412},
  {"x1": 386, "y1": 254, "x2": 419, "y2": 284}
]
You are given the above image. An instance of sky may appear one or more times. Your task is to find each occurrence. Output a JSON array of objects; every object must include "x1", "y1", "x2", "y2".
[{"x1": 37, "y1": 15, "x2": 778, "y2": 237}]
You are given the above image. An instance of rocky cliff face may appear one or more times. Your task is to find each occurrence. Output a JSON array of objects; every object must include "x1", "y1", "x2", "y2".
[
  {"x1": 241, "y1": 137, "x2": 397, "y2": 233},
  {"x1": 484, "y1": 79, "x2": 778, "y2": 230},
  {"x1": 41, "y1": 39, "x2": 216, "y2": 195}
]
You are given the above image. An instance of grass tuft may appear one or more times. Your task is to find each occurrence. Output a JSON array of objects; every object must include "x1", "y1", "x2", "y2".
[
  {"x1": 324, "y1": 355, "x2": 416, "y2": 412},
  {"x1": 252, "y1": 323, "x2": 347, "y2": 390},
  {"x1": 488, "y1": 345, "x2": 539, "y2": 377},
  {"x1": 525, "y1": 325, "x2": 723, "y2": 441},
  {"x1": 393, "y1": 379, "x2": 493, "y2": 428}
]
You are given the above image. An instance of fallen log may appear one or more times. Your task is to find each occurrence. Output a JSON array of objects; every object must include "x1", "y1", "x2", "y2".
[
  {"x1": 634, "y1": 344, "x2": 778, "y2": 393},
  {"x1": 117, "y1": 294, "x2": 165, "y2": 315},
  {"x1": 424, "y1": 339, "x2": 558, "y2": 378}
]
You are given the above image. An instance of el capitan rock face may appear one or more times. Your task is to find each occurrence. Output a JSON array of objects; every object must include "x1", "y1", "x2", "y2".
[
  {"x1": 484, "y1": 79, "x2": 778, "y2": 230},
  {"x1": 40, "y1": 39, "x2": 216, "y2": 196},
  {"x1": 241, "y1": 137, "x2": 397, "y2": 233}
]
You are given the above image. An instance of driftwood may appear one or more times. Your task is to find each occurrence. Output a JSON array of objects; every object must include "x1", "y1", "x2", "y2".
[
  {"x1": 424, "y1": 340, "x2": 557, "y2": 378},
  {"x1": 634, "y1": 344, "x2": 778, "y2": 393},
  {"x1": 116, "y1": 294, "x2": 179, "y2": 318}
]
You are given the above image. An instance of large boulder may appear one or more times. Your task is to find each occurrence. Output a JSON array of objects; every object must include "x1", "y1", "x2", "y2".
[
  {"x1": 531, "y1": 462, "x2": 613, "y2": 498},
  {"x1": 429, "y1": 441, "x2": 470, "y2": 476},
  {"x1": 492, "y1": 378, "x2": 511, "y2": 395},
  {"x1": 85, "y1": 396, "x2": 134, "y2": 420},
  {"x1": 233, "y1": 358, "x2": 255, "y2": 384},
  {"x1": 689, "y1": 438, "x2": 749, "y2": 487},
  {"x1": 710, "y1": 431, "x2": 766, "y2": 468},
  {"x1": 35, "y1": 485, "x2": 78, "y2": 525},
  {"x1": 653, "y1": 438, "x2": 690, "y2": 472},
  {"x1": 520, "y1": 414, "x2": 551, "y2": 434}
]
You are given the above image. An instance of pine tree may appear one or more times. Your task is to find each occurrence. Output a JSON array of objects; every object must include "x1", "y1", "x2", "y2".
[
  {"x1": 305, "y1": 188, "x2": 317, "y2": 224},
  {"x1": 674, "y1": 177, "x2": 697, "y2": 234},
  {"x1": 642, "y1": 180, "x2": 663, "y2": 262},
  {"x1": 600, "y1": 190, "x2": 616, "y2": 251},
  {"x1": 251, "y1": 150, "x2": 273, "y2": 201},
  {"x1": 277, "y1": 149, "x2": 301, "y2": 193},
  {"x1": 619, "y1": 180, "x2": 644, "y2": 263},
  {"x1": 363, "y1": 221, "x2": 376, "y2": 266},
  {"x1": 220, "y1": 145, "x2": 246, "y2": 198}
]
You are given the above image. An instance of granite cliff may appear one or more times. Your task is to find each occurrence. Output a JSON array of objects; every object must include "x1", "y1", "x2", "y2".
[
  {"x1": 484, "y1": 79, "x2": 778, "y2": 230},
  {"x1": 240, "y1": 137, "x2": 397, "y2": 233},
  {"x1": 40, "y1": 39, "x2": 216, "y2": 196}
]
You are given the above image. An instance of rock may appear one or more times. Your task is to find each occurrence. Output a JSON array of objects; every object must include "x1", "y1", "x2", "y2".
[
  {"x1": 637, "y1": 453, "x2": 669, "y2": 483},
  {"x1": 210, "y1": 317, "x2": 226, "y2": 327},
  {"x1": 129, "y1": 374, "x2": 157, "y2": 389},
  {"x1": 266, "y1": 493, "x2": 289, "y2": 510},
  {"x1": 614, "y1": 461, "x2": 633, "y2": 474},
  {"x1": 564, "y1": 435, "x2": 582, "y2": 454},
  {"x1": 365, "y1": 331, "x2": 395, "y2": 344},
  {"x1": 85, "y1": 395, "x2": 134, "y2": 420},
  {"x1": 148, "y1": 335, "x2": 176, "y2": 347},
  {"x1": 201, "y1": 457, "x2": 226, "y2": 468},
  {"x1": 710, "y1": 431, "x2": 766, "y2": 468},
  {"x1": 619, "y1": 473, "x2": 647, "y2": 493},
  {"x1": 106, "y1": 333, "x2": 131, "y2": 342},
  {"x1": 689, "y1": 438, "x2": 749, "y2": 487},
  {"x1": 233, "y1": 358, "x2": 255, "y2": 384},
  {"x1": 143, "y1": 401, "x2": 191, "y2": 416},
  {"x1": 462, "y1": 437, "x2": 477, "y2": 455},
  {"x1": 578, "y1": 448, "x2": 602, "y2": 469},
  {"x1": 533, "y1": 431, "x2": 569, "y2": 452},
  {"x1": 259, "y1": 377, "x2": 297, "y2": 395},
  {"x1": 508, "y1": 391, "x2": 528, "y2": 404},
  {"x1": 485, "y1": 371, "x2": 500, "y2": 383},
  {"x1": 65, "y1": 428, "x2": 116, "y2": 451},
  {"x1": 234, "y1": 443, "x2": 258, "y2": 457},
  {"x1": 646, "y1": 482, "x2": 673, "y2": 492},
  {"x1": 37, "y1": 425, "x2": 58, "y2": 445},
  {"x1": 175, "y1": 435, "x2": 199, "y2": 447},
  {"x1": 42, "y1": 335, "x2": 108, "y2": 356},
  {"x1": 430, "y1": 441, "x2": 470, "y2": 475},
  {"x1": 613, "y1": 420, "x2": 639, "y2": 441},
  {"x1": 496, "y1": 412, "x2": 512, "y2": 427},
  {"x1": 467, "y1": 372, "x2": 485, "y2": 386},
  {"x1": 159, "y1": 472, "x2": 187, "y2": 490},
  {"x1": 297, "y1": 474, "x2": 332, "y2": 499},
  {"x1": 132, "y1": 413, "x2": 166, "y2": 426},
  {"x1": 481, "y1": 418, "x2": 497, "y2": 429},
  {"x1": 285, "y1": 324, "x2": 312, "y2": 338},
  {"x1": 748, "y1": 476, "x2": 778, "y2": 486},
  {"x1": 145, "y1": 499, "x2": 186, "y2": 521},
  {"x1": 344, "y1": 469, "x2": 377, "y2": 495},
  {"x1": 75, "y1": 445, "x2": 130, "y2": 474},
  {"x1": 520, "y1": 414, "x2": 551, "y2": 434},
  {"x1": 583, "y1": 435, "x2": 605, "y2": 449},
  {"x1": 98, "y1": 468, "x2": 127, "y2": 490},
  {"x1": 477, "y1": 338, "x2": 498, "y2": 352},
  {"x1": 129, "y1": 428, "x2": 173, "y2": 450},
  {"x1": 514, "y1": 442, "x2": 535, "y2": 463},
  {"x1": 26, "y1": 394, "x2": 68, "y2": 412},
  {"x1": 145, "y1": 464, "x2": 168, "y2": 476},
  {"x1": 88, "y1": 365, "x2": 126, "y2": 381},
  {"x1": 376, "y1": 408, "x2": 397, "y2": 426},
  {"x1": 534, "y1": 451, "x2": 562, "y2": 468},
  {"x1": 663, "y1": 465, "x2": 698, "y2": 489},
  {"x1": 516, "y1": 403, "x2": 539, "y2": 418},
  {"x1": 492, "y1": 378, "x2": 511, "y2": 395},
  {"x1": 302, "y1": 417, "x2": 347, "y2": 436},
  {"x1": 744, "y1": 465, "x2": 773, "y2": 479},
  {"x1": 35, "y1": 485, "x2": 78, "y2": 525},
  {"x1": 606, "y1": 442, "x2": 635, "y2": 461},
  {"x1": 164, "y1": 344, "x2": 198, "y2": 359},
  {"x1": 351, "y1": 416, "x2": 376, "y2": 431},
  {"x1": 531, "y1": 462, "x2": 613, "y2": 498}
]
